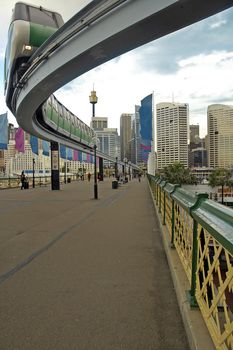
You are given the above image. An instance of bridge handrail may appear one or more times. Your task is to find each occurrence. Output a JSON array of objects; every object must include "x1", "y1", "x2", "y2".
[
  {"x1": 171, "y1": 187, "x2": 208, "y2": 214},
  {"x1": 147, "y1": 174, "x2": 233, "y2": 350},
  {"x1": 163, "y1": 182, "x2": 179, "y2": 195},
  {"x1": 192, "y1": 199, "x2": 233, "y2": 254},
  {"x1": 0, "y1": 174, "x2": 80, "y2": 189}
]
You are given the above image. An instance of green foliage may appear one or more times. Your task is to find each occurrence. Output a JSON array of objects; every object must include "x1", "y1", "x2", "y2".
[
  {"x1": 208, "y1": 168, "x2": 232, "y2": 188},
  {"x1": 162, "y1": 162, "x2": 197, "y2": 185},
  {"x1": 208, "y1": 168, "x2": 233, "y2": 205}
]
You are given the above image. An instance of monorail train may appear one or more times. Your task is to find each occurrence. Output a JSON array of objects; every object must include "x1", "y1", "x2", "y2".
[
  {"x1": 41, "y1": 95, "x2": 95, "y2": 148},
  {"x1": 4, "y1": 2, "x2": 95, "y2": 149},
  {"x1": 4, "y1": 2, "x2": 64, "y2": 110}
]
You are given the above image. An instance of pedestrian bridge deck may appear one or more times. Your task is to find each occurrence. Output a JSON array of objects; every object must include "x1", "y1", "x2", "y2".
[{"x1": 0, "y1": 177, "x2": 210, "y2": 349}]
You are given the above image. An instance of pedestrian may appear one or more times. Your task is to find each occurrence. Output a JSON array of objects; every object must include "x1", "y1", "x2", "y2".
[
  {"x1": 87, "y1": 172, "x2": 91, "y2": 181},
  {"x1": 20, "y1": 171, "x2": 26, "y2": 189},
  {"x1": 138, "y1": 173, "x2": 141, "y2": 182}
]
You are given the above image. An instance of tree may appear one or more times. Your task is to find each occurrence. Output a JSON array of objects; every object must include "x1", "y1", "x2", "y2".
[
  {"x1": 162, "y1": 162, "x2": 197, "y2": 185},
  {"x1": 208, "y1": 168, "x2": 232, "y2": 205}
]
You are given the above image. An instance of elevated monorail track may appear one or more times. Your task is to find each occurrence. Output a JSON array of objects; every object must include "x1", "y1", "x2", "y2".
[{"x1": 13, "y1": 0, "x2": 233, "y2": 167}]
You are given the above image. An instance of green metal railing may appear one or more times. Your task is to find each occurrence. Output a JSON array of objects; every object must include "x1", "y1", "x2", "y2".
[
  {"x1": 0, "y1": 174, "x2": 79, "y2": 190},
  {"x1": 148, "y1": 174, "x2": 233, "y2": 350}
]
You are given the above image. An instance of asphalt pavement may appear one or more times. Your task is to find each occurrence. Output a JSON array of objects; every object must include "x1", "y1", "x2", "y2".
[{"x1": 0, "y1": 177, "x2": 189, "y2": 350}]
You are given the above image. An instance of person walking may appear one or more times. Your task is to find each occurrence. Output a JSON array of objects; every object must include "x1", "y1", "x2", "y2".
[
  {"x1": 138, "y1": 173, "x2": 141, "y2": 182},
  {"x1": 87, "y1": 172, "x2": 91, "y2": 182},
  {"x1": 20, "y1": 171, "x2": 26, "y2": 189}
]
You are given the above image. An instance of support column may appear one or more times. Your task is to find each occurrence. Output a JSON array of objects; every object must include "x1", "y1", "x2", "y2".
[
  {"x1": 99, "y1": 157, "x2": 104, "y2": 181},
  {"x1": 94, "y1": 145, "x2": 98, "y2": 199},
  {"x1": 51, "y1": 141, "x2": 60, "y2": 190},
  {"x1": 115, "y1": 157, "x2": 118, "y2": 179},
  {"x1": 32, "y1": 158, "x2": 35, "y2": 188}
]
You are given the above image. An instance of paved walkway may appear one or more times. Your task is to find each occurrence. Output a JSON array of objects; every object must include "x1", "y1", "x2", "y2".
[{"x1": 0, "y1": 177, "x2": 189, "y2": 350}]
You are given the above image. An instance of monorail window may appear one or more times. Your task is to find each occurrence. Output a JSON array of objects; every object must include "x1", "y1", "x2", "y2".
[
  {"x1": 58, "y1": 104, "x2": 62, "y2": 116},
  {"x1": 61, "y1": 105, "x2": 65, "y2": 118},
  {"x1": 66, "y1": 110, "x2": 70, "y2": 123},
  {"x1": 5, "y1": 26, "x2": 13, "y2": 78},
  {"x1": 70, "y1": 114, "x2": 75, "y2": 126},
  {"x1": 12, "y1": 3, "x2": 63, "y2": 28},
  {"x1": 53, "y1": 101, "x2": 58, "y2": 115}
]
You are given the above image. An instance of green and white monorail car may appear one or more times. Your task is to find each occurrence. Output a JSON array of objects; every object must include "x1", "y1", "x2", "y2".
[
  {"x1": 42, "y1": 95, "x2": 95, "y2": 148},
  {"x1": 4, "y1": 2, "x2": 63, "y2": 110},
  {"x1": 5, "y1": 2, "x2": 95, "y2": 148}
]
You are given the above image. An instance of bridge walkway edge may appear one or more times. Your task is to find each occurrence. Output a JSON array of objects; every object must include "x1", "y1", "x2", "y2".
[{"x1": 147, "y1": 180, "x2": 215, "y2": 350}]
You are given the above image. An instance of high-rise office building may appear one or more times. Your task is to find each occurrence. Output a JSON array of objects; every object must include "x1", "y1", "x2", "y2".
[
  {"x1": 189, "y1": 148, "x2": 208, "y2": 168},
  {"x1": 188, "y1": 125, "x2": 207, "y2": 167},
  {"x1": 156, "y1": 102, "x2": 188, "y2": 169},
  {"x1": 131, "y1": 105, "x2": 140, "y2": 165},
  {"x1": 130, "y1": 94, "x2": 153, "y2": 168},
  {"x1": 95, "y1": 128, "x2": 120, "y2": 162},
  {"x1": 120, "y1": 113, "x2": 132, "y2": 161},
  {"x1": 139, "y1": 94, "x2": 153, "y2": 167},
  {"x1": 91, "y1": 116, "x2": 120, "y2": 165},
  {"x1": 190, "y1": 124, "x2": 200, "y2": 144},
  {"x1": 207, "y1": 104, "x2": 233, "y2": 168}
]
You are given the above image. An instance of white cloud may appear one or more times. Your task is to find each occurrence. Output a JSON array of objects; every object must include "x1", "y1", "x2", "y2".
[
  {"x1": 1, "y1": 1, "x2": 233, "y2": 140},
  {"x1": 210, "y1": 20, "x2": 226, "y2": 29},
  {"x1": 54, "y1": 49, "x2": 233, "y2": 138}
]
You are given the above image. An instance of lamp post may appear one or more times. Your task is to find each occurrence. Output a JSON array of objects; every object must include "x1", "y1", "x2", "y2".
[
  {"x1": 123, "y1": 157, "x2": 127, "y2": 180},
  {"x1": 94, "y1": 143, "x2": 98, "y2": 199},
  {"x1": 115, "y1": 156, "x2": 118, "y2": 180},
  {"x1": 89, "y1": 88, "x2": 98, "y2": 199},
  {"x1": 82, "y1": 162, "x2": 85, "y2": 180},
  {"x1": 91, "y1": 136, "x2": 99, "y2": 199},
  {"x1": 32, "y1": 158, "x2": 35, "y2": 188},
  {"x1": 128, "y1": 161, "x2": 131, "y2": 181},
  {"x1": 63, "y1": 147, "x2": 67, "y2": 184},
  {"x1": 64, "y1": 158, "x2": 67, "y2": 184}
]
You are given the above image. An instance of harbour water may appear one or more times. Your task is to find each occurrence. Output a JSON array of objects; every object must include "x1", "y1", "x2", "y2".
[
  {"x1": 183, "y1": 184, "x2": 218, "y2": 195},
  {"x1": 183, "y1": 184, "x2": 233, "y2": 207}
]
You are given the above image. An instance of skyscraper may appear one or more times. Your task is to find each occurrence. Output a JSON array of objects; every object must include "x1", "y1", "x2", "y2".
[
  {"x1": 139, "y1": 94, "x2": 153, "y2": 167},
  {"x1": 156, "y1": 102, "x2": 188, "y2": 170},
  {"x1": 95, "y1": 128, "x2": 119, "y2": 161},
  {"x1": 120, "y1": 113, "x2": 132, "y2": 161},
  {"x1": 190, "y1": 124, "x2": 200, "y2": 144},
  {"x1": 207, "y1": 104, "x2": 233, "y2": 168},
  {"x1": 131, "y1": 105, "x2": 140, "y2": 165},
  {"x1": 91, "y1": 116, "x2": 120, "y2": 165}
]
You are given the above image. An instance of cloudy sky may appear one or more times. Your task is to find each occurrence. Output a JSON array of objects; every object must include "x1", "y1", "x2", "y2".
[{"x1": 0, "y1": 0, "x2": 233, "y2": 138}]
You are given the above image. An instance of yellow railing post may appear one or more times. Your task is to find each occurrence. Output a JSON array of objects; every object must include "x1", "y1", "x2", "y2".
[{"x1": 189, "y1": 219, "x2": 198, "y2": 307}]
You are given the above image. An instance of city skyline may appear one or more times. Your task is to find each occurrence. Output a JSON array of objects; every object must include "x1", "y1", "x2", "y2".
[{"x1": 0, "y1": 1, "x2": 233, "y2": 138}]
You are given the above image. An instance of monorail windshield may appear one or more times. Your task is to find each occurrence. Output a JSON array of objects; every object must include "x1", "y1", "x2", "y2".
[{"x1": 11, "y1": 2, "x2": 63, "y2": 27}]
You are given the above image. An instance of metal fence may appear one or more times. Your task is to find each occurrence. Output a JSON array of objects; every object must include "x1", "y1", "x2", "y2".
[
  {"x1": 148, "y1": 174, "x2": 233, "y2": 350},
  {"x1": 0, "y1": 174, "x2": 79, "y2": 190}
]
